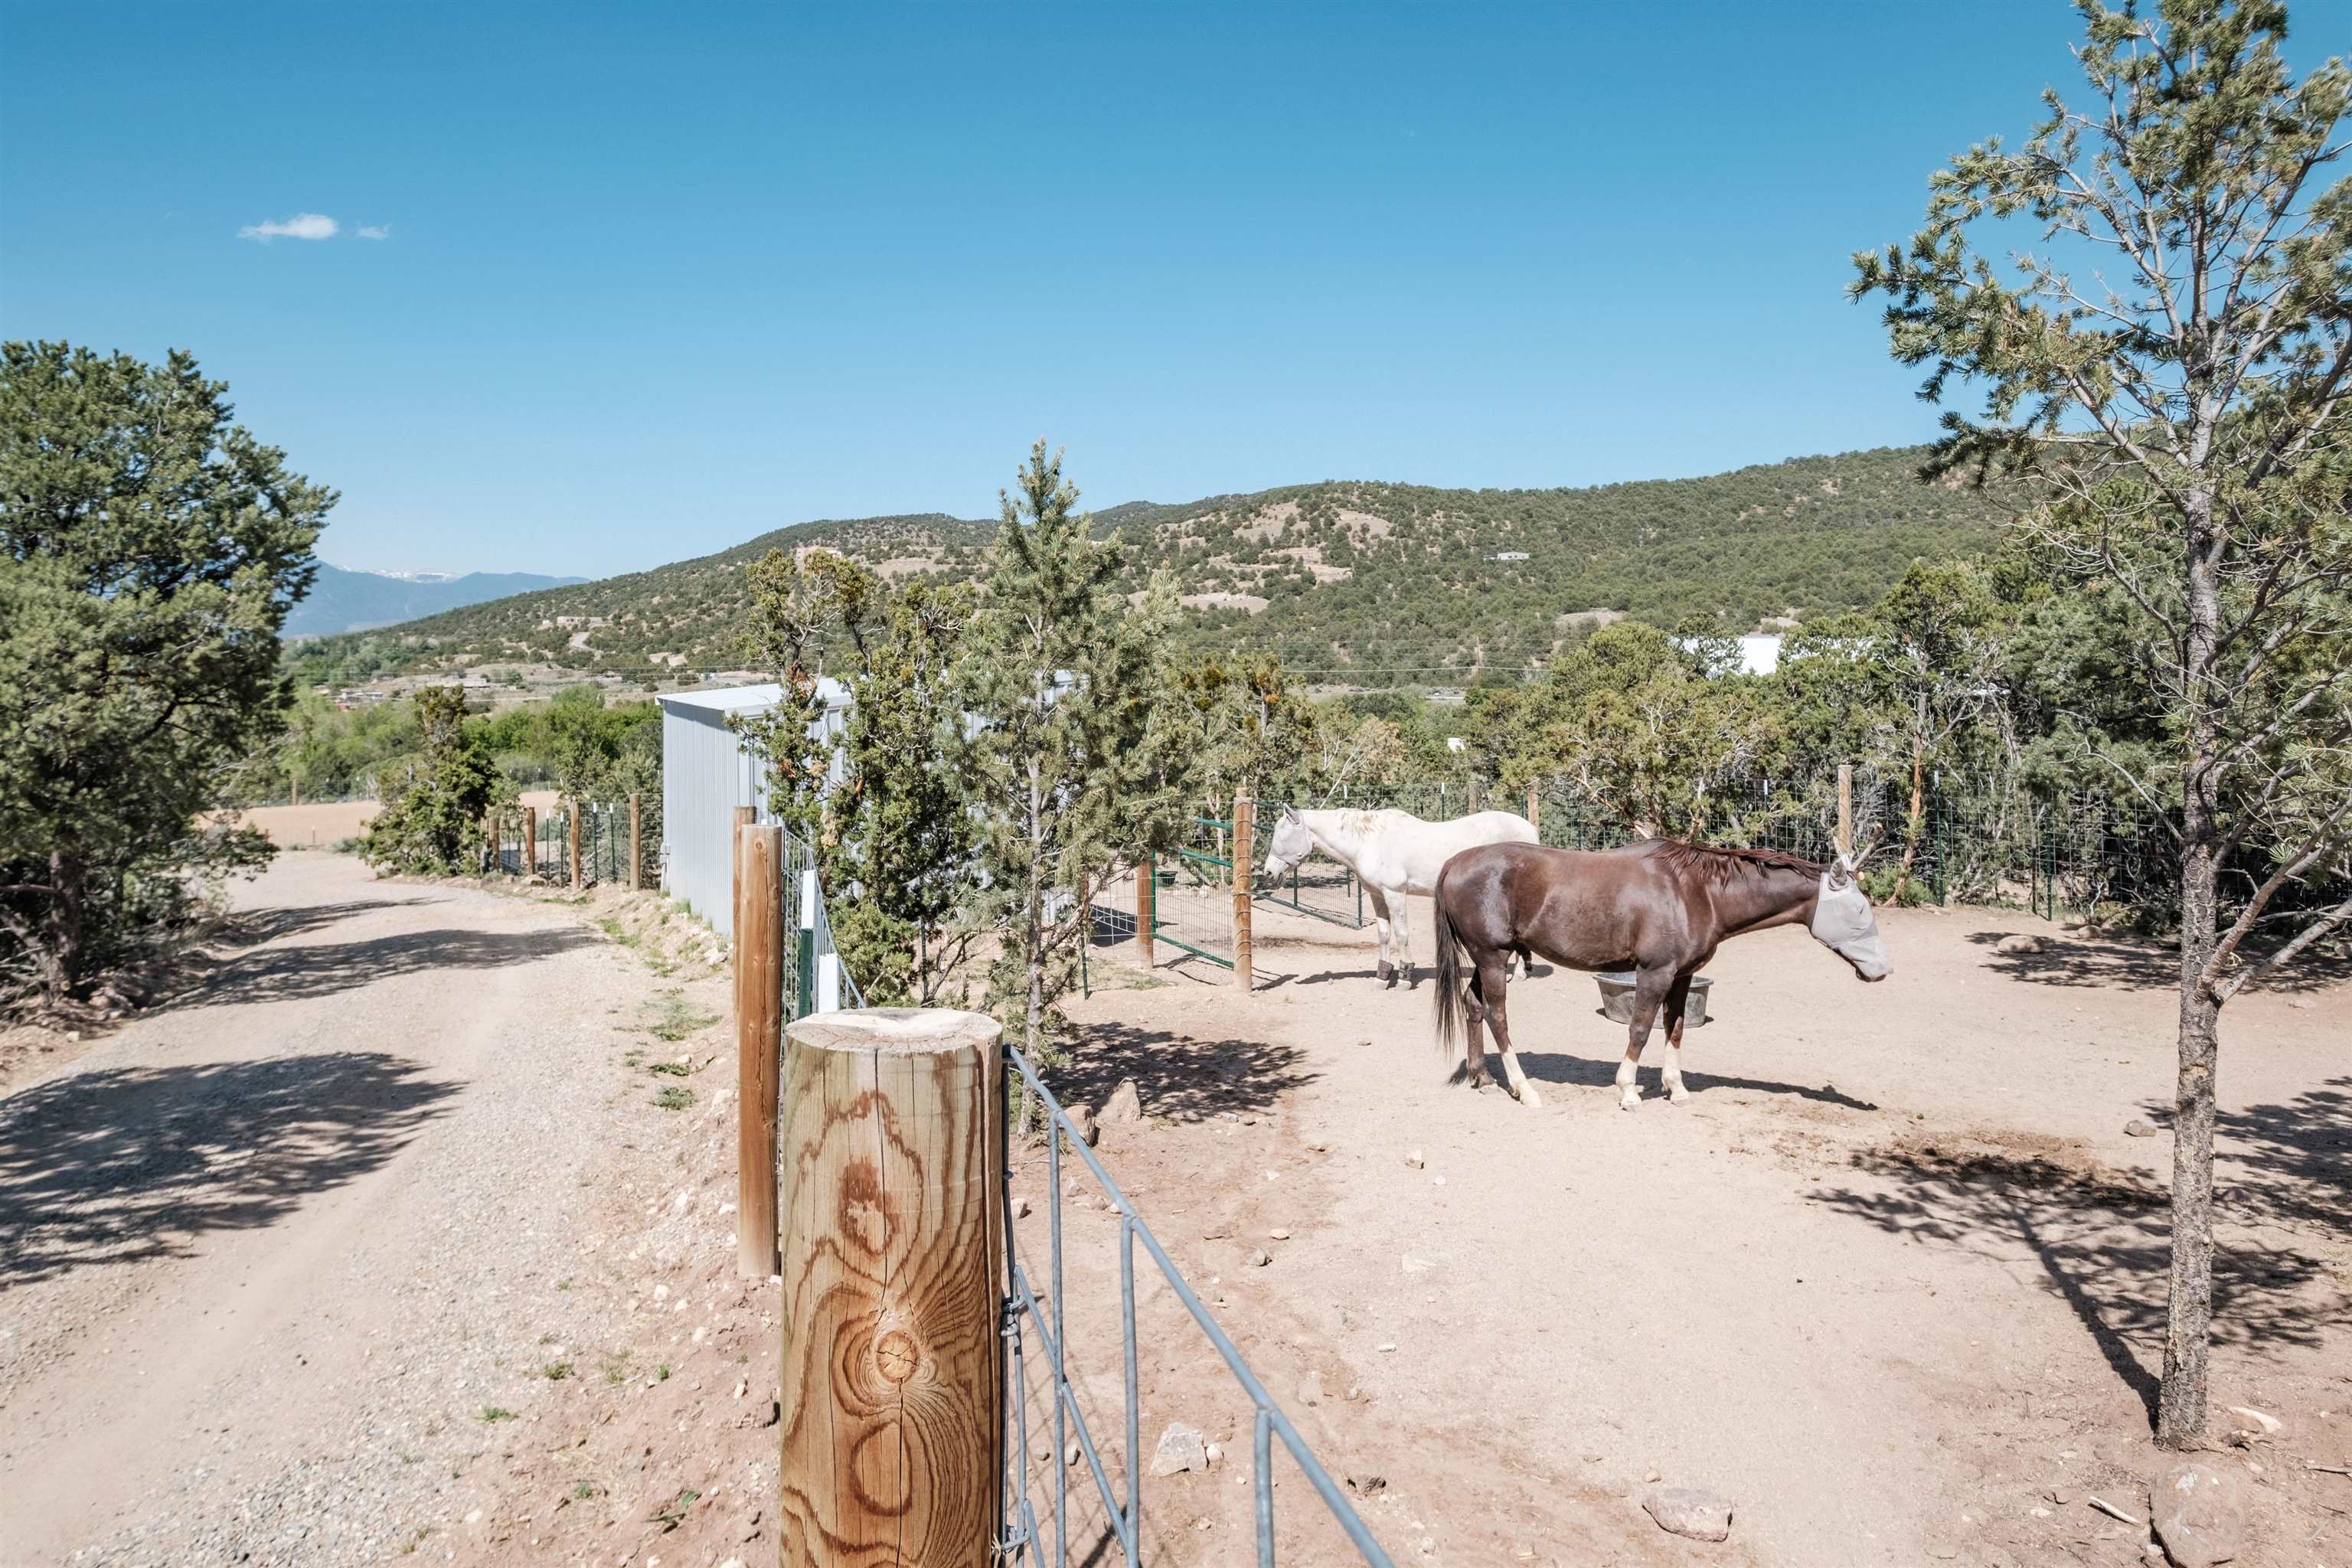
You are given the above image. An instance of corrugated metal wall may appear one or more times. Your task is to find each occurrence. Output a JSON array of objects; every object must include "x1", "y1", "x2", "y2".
[
  {"x1": 658, "y1": 681, "x2": 851, "y2": 939},
  {"x1": 660, "y1": 704, "x2": 766, "y2": 937}
]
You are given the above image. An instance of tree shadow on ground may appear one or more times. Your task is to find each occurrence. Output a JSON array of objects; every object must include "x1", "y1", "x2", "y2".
[
  {"x1": 215, "y1": 898, "x2": 424, "y2": 948},
  {"x1": 1504, "y1": 1049, "x2": 1881, "y2": 1110},
  {"x1": 1966, "y1": 929, "x2": 2352, "y2": 992},
  {"x1": 1051, "y1": 1024, "x2": 1315, "y2": 1123},
  {"x1": 168, "y1": 927, "x2": 599, "y2": 1009},
  {"x1": 1808, "y1": 1076, "x2": 2351, "y2": 1423},
  {"x1": 0, "y1": 1053, "x2": 456, "y2": 1289}
]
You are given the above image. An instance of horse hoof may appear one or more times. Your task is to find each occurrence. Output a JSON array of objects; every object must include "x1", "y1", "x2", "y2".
[
  {"x1": 1667, "y1": 1087, "x2": 1690, "y2": 1105},
  {"x1": 1515, "y1": 1087, "x2": 1544, "y2": 1109},
  {"x1": 1619, "y1": 1093, "x2": 1639, "y2": 1111}
]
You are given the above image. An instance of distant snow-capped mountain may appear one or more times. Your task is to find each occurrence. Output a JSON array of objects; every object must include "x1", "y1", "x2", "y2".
[{"x1": 285, "y1": 564, "x2": 590, "y2": 638}]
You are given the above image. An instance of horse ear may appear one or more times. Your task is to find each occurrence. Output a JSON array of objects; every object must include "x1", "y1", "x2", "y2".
[{"x1": 1284, "y1": 805, "x2": 1301, "y2": 822}]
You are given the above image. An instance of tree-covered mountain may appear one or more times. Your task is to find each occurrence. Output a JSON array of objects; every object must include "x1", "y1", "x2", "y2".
[
  {"x1": 289, "y1": 446, "x2": 2028, "y2": 688},
  {"x1": 287, "y1": 564, "x2": 588, "y2": 637}
]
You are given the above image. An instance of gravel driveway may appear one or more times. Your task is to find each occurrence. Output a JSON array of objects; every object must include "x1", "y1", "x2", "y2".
[{"x1": 0, "y1": 854, "x2": 651, "y2": 1566}]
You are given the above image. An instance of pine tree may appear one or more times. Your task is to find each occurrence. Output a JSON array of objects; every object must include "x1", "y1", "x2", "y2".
[
  {"x1": 358, "y1": 686, "x2": 510, "y2": 874},
  {"x1": 1, "y1": 342, "x2": 331, "y2": 1008},
  {"x1": 732, "y1": 547, "x2": 879, "y2": 856},
  {"x1": 831, "y1": 581, "x2": 977, "y2": 1003},
  {"x1": 952, "y1": 443, "x2": 1187, "y2": 1067},
  {"x1": 1854, "y1": 0, "x2": 2352, "y2": 1445}
]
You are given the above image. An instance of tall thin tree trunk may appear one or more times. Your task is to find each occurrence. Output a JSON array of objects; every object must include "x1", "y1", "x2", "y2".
[
  {"x1": 1024, "y1": 768, "x2": 1044, "y2": 1065},
  {"x1": 1895, "y1": 720, "x2": 1927, "y2": 902},
  {"x1": 2158, "y1": 487, "x2": 2225, "y2": 1449},
  {"x1": 44, "y1": 844, "x2": 83, "y2": 1010}
]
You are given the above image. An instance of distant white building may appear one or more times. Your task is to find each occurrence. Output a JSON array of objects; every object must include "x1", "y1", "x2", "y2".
[
  {"x1": 1485, "y1": 550, "x2": 1531, "y2": 562},
  {"x1": 655, "y1": 680, "x2": 851, "y2": 936},
  {"x1": 1736, "y1": 633, "x2": 1783, "y2": 675}
]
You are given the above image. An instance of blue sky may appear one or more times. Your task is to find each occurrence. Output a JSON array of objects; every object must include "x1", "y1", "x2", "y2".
[{"x1": 5, "y1": 2, "x2": 2347, "y2": 577}]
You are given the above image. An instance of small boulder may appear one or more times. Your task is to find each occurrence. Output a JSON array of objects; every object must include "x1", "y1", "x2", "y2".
[
  {"x1": 1066, "y1": 1106, "x2": 1099, "y2": 1147},
  {"x1": 1643, "y1": 1486, "x2": 1733, "y2": 1543},
  {"x1": 2151, "y1": 1460, "x2": 2246, "y2": 1566},
  {"x1": 1104, "y1": 1078, "x2": 1145, "y2": 1125},
  {"x1": 1012, "y1": 1196, "x2": 1032, "y2": 1218},
  {"x1": 2125, "y1": 1119, "x2": 2159, "y2": 1138},
  {"x1": 1996, "y1": 933, "x2": 2048, "y2": 956},
  {"x1": 1149, "y1": 1421, "x2": 1208, "y2": 1477},
  {"x1": 1404, "y1": 1149, "x2": 1426, "y2": 1170},
  {"x1": 1246, "y1": 1247, "x2": 1272, "y2": 1268}
]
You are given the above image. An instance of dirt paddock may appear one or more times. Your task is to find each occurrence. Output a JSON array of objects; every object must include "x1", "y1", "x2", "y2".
[
  {"x1": 207, "y1": 789, "x2": 564, "y2": 851},
  {"x1": 1018, "y1": 893, "x2": 2350, "y2": 1566}
]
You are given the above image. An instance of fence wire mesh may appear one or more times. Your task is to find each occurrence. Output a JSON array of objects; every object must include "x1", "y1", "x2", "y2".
[
  {"x1": 1150, "y1": 816, "x2": 1240, "y2": 971},
  {"x1": 484, "y1": 799, "x2": 658, "y2": 889}
]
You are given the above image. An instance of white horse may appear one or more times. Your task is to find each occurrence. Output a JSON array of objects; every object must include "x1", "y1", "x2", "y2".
[{"x1": 1260, "y1": 805, "x2": 1538, "y2": 987}]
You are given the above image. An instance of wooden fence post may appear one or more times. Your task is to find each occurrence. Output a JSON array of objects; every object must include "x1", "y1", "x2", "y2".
[
  {"x1": 732, "y1": 804, "x2": 755, "y2": 928},
  {"x1": 776, "y1": 1007, "x2": 1002, "y2": 1566},
  {"x1": 1837, "y1": 764, "x2": 1854, "y2": 859},
  {"x1": 521, "y1": 805, "x2": 537, "y2": 879},
  {"x1": 1233, "y1": 795, "x2": 1254, "y2": 992},
  {"x1": 628, "y1": 792, "x2": 642, "y2": 891},
  {"x1": 1135, "y1": 851, "x2": 1155, "y2": 969},
  {"x1": 570, "y1": 803, "x2": 583, "y2": 890},
  {"x1": 736, "y1": 822, "x2": 783, "y2": 1278}
]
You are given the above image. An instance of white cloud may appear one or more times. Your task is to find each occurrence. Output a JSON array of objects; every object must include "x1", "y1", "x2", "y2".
[
  {"x1": 238, "y1": 212, "x2": 340, "y2": 242},
  {"x1": 356, "y1": 224, "x2": 391, "y2": 240}
]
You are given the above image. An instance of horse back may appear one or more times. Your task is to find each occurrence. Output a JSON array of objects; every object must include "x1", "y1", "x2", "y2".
[{"x1": 1438, "y1": 840, "x2": 1693, "y2": 971}]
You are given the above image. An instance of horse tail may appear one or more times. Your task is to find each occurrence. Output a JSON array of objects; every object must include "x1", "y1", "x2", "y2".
[{"x1": 1432, "y1": 877, "x2": 1463, "y2": 1061}]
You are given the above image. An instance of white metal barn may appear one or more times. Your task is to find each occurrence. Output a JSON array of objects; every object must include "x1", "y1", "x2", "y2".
[{"x1": 656, "y1": 679, "x2": 851, "y2": 937}]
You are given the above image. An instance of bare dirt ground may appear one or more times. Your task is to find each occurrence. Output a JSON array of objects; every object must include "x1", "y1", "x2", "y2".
[
  {"x1": 205, "y1": 789, "x2": 564, "y2": 851},
  {"x1": 2, "y1": 859, "x2": 2344, "y2": 1568},
  {"x1": 1017, "y1": 894, "x2": 2352, "y2": 1567}
]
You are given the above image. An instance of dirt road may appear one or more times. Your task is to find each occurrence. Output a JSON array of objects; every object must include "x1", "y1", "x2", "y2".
[{"x1": 0, "y1": 855, "x2": 647, "y2": 1566}]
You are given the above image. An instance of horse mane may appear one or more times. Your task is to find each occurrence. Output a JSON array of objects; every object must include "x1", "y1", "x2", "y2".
[{"x1": 1638, "y1": 838, "x2": 1825, "y2": 884}]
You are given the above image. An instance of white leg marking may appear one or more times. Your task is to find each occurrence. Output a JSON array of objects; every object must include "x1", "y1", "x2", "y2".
[
  {"x1": 1501, "y1": 1050, "x2": 1544, "y2": 1109},
  {"x1": 1665, "y1": 1035, "x2": 1690, "y2": 1103},
  {"x1": 1390, "y1": 892, "x2": 1410, "y2": 977},
  {"x1": 1616, "y1": 1053, "x2": 1641, "y2": 1110}
]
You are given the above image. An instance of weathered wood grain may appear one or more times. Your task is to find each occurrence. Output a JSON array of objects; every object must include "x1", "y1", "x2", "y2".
[{"x1": 777, "y1": 1008, "x2": 1003, "y2": 1567}]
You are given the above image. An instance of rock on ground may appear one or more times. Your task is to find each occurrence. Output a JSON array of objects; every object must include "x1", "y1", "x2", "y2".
[
  {"x1": 1642, "y1": 1486, "x2": 1734, "y2": 1543},
  {"x1": 1150, "y1": 1421, "x2": 1208, "y2": 1477},
  {"x1": 1996, "y1": 933, "x2": 2048, "y2": 955},
  {"x1": 1103, "y1": 1077, "x2": 1145, "y2": 1125},
  {"x1": 2151, "y1": 1460, "x2": 2246, "y2": 1567}
]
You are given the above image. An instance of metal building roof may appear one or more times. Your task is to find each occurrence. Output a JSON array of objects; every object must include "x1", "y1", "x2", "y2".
[{"x1": 656, "y1": 678, "x2": 849, "y2": 717}]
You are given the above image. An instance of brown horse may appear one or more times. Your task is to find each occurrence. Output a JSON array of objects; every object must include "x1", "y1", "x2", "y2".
[{"x1": 1432, "y1": 838, "x2": 1890, "y2": 1109}]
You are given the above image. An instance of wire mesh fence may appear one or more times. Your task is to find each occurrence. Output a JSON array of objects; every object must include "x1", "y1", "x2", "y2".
[
  {"x1": 1524, "y1": 772, "x2": 2181, "y2": 918},
  {"x1": 485, "y1": 798, "x2": 658, "y2": 889},
  {"x1": 1151, "y1": 816, "x2": 1240, "y2": 971}
]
